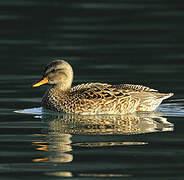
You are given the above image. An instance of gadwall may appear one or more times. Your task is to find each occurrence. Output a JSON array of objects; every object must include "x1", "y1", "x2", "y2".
[{"x1": 32, "y1": 60, "x2": 173, "y2": 115}]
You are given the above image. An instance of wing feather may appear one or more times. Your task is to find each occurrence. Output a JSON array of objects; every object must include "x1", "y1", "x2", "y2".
[{"x1": 111, "y1": 84, "x2": 158, "y2": 92}]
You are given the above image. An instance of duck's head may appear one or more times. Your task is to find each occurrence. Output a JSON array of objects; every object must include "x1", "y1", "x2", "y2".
[{"x1": 32, "y1": 60, "x2": 74, "y2": 90}]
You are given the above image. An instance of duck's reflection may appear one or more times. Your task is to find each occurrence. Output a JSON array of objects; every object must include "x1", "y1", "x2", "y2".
[
  {"x1": 47, "y1": 112, "x2": 173, "y2": 135},
  {"x1": 32, "y1": 112, "x2": 173, "y2": 167}
]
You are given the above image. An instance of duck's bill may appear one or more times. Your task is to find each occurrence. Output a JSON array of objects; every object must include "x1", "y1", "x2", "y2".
[{"x1": 32, "y1": 77, "x2": 49, "y2": 87}]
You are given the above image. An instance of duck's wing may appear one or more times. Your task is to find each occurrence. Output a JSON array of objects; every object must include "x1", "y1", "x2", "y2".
[
  {"x1": 71, "y1": 83, "x2": 158, "y2": 98},
  {"x1": 110, "y1": 84, "x2": 173, "y2": 111},
  {"x1": 112, "y1": 84, "x2": 173, "y2": 99},
  {"x1": 70, "y1": 83, "x2": 132, "y2": 100},
  {"x1": 71, "y1": 82, "x2": 173, "y2": 101},
  {"x1": 69, "y1": 83, "x2": 173, "y2": 113},
  {"x1": 71, "y1": 83, "x2": 172, "y2": 103},
  {"x1": 70, "y1": 83, "x2": 137, "y2": 114},
  {"x1": 110, "y1": 84, "x2": 158, "y2": 92}
]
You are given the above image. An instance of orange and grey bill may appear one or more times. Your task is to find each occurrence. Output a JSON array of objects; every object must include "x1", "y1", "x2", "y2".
[{"x1": 32, "y1": 77, "x2": 49, "y2": 87}]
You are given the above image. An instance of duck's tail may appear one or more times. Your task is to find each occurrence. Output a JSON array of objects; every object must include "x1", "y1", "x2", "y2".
[
  {"x1": 136, "y1": 92, "x2": 174, "y2": 112},
  {"x1": 158, "y1": 93, "x2": 174, "y2": 100}
]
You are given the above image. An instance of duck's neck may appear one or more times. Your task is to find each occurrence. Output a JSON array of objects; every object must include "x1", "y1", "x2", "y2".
[{"x1": 52, "y1": 81, "x2": 72, "y2": 92}]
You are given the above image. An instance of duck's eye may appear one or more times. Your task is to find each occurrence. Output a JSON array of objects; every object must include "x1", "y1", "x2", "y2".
[
  {"x1": 51, "y1": 69, "x2": 56, "y2": 73},
  {"x1": 49, "y1": 68, "x2": 63, "y2": 74}
]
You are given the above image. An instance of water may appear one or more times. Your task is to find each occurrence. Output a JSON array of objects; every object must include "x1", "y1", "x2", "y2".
[{"x1": 1, "y1": 0, "x2": 184, "y2": 179}]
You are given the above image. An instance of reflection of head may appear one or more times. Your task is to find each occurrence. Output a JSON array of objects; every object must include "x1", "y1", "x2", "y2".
[
  {"x1": 47, "y1": 133, "x2": 73, "y2": 163},
  {"x1": 33, "y1": 133, "x2": 73, "y2": 163}
]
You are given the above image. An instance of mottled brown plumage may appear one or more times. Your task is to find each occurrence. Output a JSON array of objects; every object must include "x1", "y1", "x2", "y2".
[{"x1": 32, "y1": 60, "x2": 173, "y2": 115}]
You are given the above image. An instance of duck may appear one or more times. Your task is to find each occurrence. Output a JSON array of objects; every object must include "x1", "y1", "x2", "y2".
[{"x1": 32, "y1": 60, "x2": 173, "y2": 115}]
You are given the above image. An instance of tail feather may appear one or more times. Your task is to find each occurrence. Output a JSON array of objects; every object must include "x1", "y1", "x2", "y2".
[
  {"x1": 136, "y1": 92, "x2": 174, "y2": 112},
  {"x1": 157, "y1": 93, "x2": 174, "y2": 100}
]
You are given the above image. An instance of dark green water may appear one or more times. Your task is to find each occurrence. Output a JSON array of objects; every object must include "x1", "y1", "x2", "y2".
[{"x1": 1, "y1": 0, "x2": 184, "y2": 179}]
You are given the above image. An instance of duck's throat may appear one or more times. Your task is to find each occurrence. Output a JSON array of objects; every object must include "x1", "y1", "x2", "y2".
[{"x1": 53, "y1": 82, "x2": 72, "y2": 91}]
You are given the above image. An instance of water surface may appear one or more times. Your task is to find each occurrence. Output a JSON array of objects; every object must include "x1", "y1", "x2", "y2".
[{"x1": 1, "y1": 0, "x2": 184, "y2": 179}]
